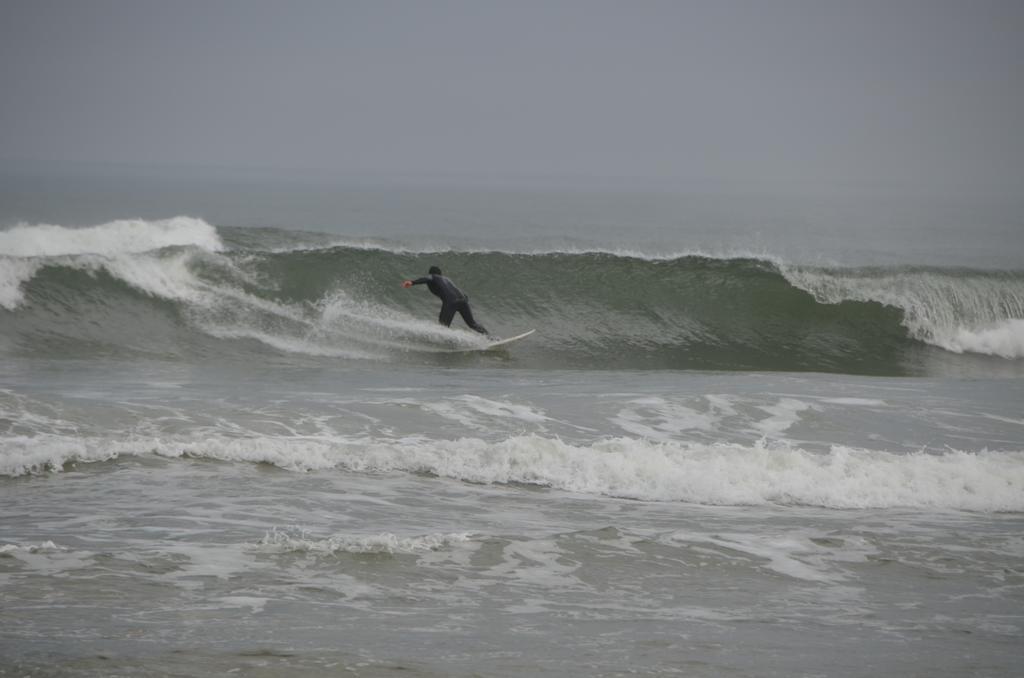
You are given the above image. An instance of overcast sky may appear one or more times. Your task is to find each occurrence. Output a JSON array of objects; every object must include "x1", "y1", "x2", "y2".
[{"x1": 1, "y1": 0, "x2": 1022, "y2": 195}]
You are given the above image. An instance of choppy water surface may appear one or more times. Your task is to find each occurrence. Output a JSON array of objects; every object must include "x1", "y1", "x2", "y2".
[{"x1": 2, "y1": 361, "x2": 1023, "y2": 677}]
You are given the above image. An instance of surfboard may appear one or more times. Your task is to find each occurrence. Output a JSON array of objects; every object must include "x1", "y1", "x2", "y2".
[{"x1": 482, "y1": 329, "x2": 536, "y2": 351}]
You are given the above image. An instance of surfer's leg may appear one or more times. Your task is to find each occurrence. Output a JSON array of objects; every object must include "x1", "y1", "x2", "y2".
[
  {"x1": 457, "y1": 301, "x2": 488, "y2": 334},
  {"x1": 439, "y1": 303, "x2": 456, "y2": 327}
]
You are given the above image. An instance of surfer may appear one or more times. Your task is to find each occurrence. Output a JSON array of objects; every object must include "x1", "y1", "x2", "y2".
[{"x1": 402, "y1": 266, "x2": 489, "y2": 335}]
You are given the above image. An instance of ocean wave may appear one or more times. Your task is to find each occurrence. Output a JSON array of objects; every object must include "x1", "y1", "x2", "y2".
[
  {"x1": 2, "y1": 219, "x2": 1022, "y2": 370},
  {"x1": 0, "y1": 258, "x2": 41, "y2": 310},
  {"x1": 783, "y1": 265, "x2": 1024, "y2": 359},
  {"x1": 0, "y1": 217, "x2": 223, "y2": 311},
  {"x1": 263, "y1": 237, "x2": 782, "y2": 264},
  {"x1": 0, "y1": 216, "x2": 223, "y2": 258},
  {"x1": 4, "y1": 433, "x2": 1022, "y2": 512}
]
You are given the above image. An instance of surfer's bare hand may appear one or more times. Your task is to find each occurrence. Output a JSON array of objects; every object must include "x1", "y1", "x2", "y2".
[{"x1": 402, "y1": 280, "x2": 412, "y2": 288}]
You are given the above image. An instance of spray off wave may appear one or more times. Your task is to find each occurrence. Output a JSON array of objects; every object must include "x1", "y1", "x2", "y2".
[{"x1": 2, "y1": 217, "x2": 1023, "y2": 373}]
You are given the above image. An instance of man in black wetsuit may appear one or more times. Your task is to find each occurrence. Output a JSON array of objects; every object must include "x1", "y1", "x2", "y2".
[{"x1": 402, "y1": 266, "x2": 489, "y2": 335}]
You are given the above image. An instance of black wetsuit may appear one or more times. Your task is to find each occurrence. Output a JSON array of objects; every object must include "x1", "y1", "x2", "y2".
[{"x1": 410, "y1": 274, "x2": 488, "y2": 334}]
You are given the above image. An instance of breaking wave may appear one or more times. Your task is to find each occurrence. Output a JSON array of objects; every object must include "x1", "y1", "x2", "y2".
[
  {"x1": 3, "y1": 431, "x2": 1022, "y2": 512},
  {"x1": 2, "y1": 217, "x2": 1023, "y2": 373}
]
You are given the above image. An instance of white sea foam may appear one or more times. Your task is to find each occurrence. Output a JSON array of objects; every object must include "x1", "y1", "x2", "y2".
[
  {"x1": 4, "y1": 432, "x2": 1023, "y2": 512},
  {"x1": 754, "y1": 398, "x2": 816, "y2": 437},
  {"x1": 819, "y1": 398, "x2": 887, "y2": 406},
  {"x1": 204, "y1": 325, "x2": 378, "y2": 360},
  {"x1": 0, "y1": 217, "x2": 224, "y2": 310},
  {"x1": 0, "y1": 248, "x2": 216, "y2": 310},
  {"x1": 106, "y1": 250, "x2": 212, "y2": 301},
  {"x1": 0, "y1": 540, "x2": 64, "y2": 555},
  {"x1": 0, "y1": 216, "x2": 223, "y2": 258},
  {"x1": 259, "y1": 527, "x2": 470, "y2": 555},
  {"x1": 783, "y1": 265, "x2": 1024, "y2": 359},
  {"x1": 662, "y1": 529, "x2": 880, "y2": 582},
  {"x1": 0, "y1": 540, "x2": 94, "y2": 576},
  {"x1": 419, "y1": 395, "x2": 551, "y2": 430},
  {"x1": 612, "y1": 396, "x2": 724, "y2": 441},
  {"x1": 315, "y1": 290, "x2": 488, "y2": 352},
  {"x1": 157, "y1": 542, "x2": 255, "y2": 581},
  {"x1": 489, "y1": 539, "x2": 582, "y2": 588},
  {"x1": 664, "y1": 531, "x2": 836, "y2": 582},
  {"x1": 983, "y1": 413, "x2": 1024, "y2": 427},
  {"x1": 0, "y1": 259, "x2": 41, "y2": 309},
  {"x1": 936, "y1": 319, "x2": 1024, "y2": 360}
]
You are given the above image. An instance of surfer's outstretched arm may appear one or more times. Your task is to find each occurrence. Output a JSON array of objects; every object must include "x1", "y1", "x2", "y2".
[{"x1": 402, "y1": 277, "x2": 430, "y2": 288}]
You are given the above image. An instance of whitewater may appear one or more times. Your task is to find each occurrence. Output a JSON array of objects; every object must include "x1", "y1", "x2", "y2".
[{"x1": 2, "y1": 203, "x2": 1023, "y2": 677}]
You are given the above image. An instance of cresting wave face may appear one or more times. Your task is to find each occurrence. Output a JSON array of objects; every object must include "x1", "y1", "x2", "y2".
[{"x1": 2, "y1": 217, "x2": 1023, "y2": 374}]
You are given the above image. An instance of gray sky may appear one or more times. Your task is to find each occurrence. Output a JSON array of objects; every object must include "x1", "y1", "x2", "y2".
[{"x1": 2, "y1": 0, "x2": 1022, "y2": 195}]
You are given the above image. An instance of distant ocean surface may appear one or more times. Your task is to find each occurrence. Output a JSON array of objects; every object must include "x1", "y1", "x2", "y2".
[{"x1": 2, "y1": 172, "x2": 1023, "y2": 676}]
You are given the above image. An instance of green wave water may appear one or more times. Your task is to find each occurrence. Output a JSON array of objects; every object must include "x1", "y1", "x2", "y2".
[{"x1": 3, "y1": 219, "x2": 1023, "y2": 375}]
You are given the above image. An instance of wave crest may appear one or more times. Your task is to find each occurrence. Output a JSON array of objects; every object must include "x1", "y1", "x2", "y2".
[
  {"x1": 5, "y1": 433, "x2": 1022, "y2": 512},
  {"x1": 2, "y1": 223, "x2": 1023, "y2": 369},
  {"x1": 1, "y1": 216, "x2": 223, "y2": 258},
  {"x1": 783, "y1": 265, "x2": 1024, "y2": 359}
]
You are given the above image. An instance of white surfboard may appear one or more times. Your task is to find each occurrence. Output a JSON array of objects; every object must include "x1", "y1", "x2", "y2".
[{"x1": 481, "y1": 329, "x2": 536, "y2": 351}]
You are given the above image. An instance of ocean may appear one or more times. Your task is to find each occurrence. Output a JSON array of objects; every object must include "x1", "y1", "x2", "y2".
[{"x1": 1, "y1": 172, "x2": 1023, "y2": 676}]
